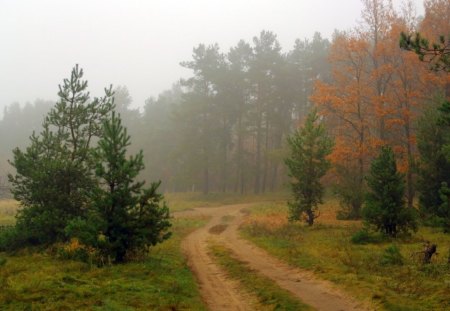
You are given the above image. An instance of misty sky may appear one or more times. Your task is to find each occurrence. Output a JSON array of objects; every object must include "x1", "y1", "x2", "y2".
[{"x1": 0, "y1": 0, "x2": 424, "y2": 114}]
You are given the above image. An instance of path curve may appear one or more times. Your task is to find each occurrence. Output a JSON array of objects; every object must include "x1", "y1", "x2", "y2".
[
  {"x1": 180, "y1": 205, "x2": 254, "y2": 311},
  {"x1": 178, "y1": 204, "x2": 370, "y2": 311}
]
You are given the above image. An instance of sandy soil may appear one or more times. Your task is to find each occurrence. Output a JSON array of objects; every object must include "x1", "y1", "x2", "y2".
[{"x1": 178, "y1": 204, "x2": 370, "y2": 311}]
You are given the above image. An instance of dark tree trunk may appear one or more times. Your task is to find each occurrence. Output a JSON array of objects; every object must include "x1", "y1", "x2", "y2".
[
  {"x1": 306, "y1": 210, "x2": 314, "y2": 226},
  {"x1": 254, "y1": 110, "x2": 262, "y2": 194}
]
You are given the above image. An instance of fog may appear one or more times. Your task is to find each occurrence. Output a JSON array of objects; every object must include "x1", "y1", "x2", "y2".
[{"x1": 0, "y1": 0, "x2": 424, "y2": 114}]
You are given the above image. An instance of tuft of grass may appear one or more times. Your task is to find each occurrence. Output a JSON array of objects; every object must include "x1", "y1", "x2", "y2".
[
  {"x1": 0, "y1": 217, "x2": 207, "y2": 310},
  {"x1": 209, "y1": 243, "x2": 313, "y2": 311},
  {"x1": 241, "y1": 201, "x2": 450, "y2": 311}
]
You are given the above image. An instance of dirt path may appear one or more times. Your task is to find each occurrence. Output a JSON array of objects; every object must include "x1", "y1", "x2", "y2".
[
  {"x1": 178, "y1": 204, "x2": 369, "y2": 311},
  {"x1": 180, "y1": 205, "x2": 254, "y2": 311}
]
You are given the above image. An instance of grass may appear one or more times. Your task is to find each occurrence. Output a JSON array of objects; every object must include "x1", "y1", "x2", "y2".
[
  {"x1": 0, "y1": 217, "x2": 207, "y2": 310},
  {"x1": 165, "y1": 191, "x2": 289, "y2": 212},
  {"x1": 0, "y1": 200, "x2": 19, "y2": 226},
  {"x1": 241, "y1": 201, "x2": 450, "y2": 311},
  {"x1": 209, "y1": 243, "x2": 313, "y2": 311}
]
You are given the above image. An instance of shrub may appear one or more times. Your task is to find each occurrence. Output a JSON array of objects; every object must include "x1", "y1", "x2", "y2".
[
  {"x1": 380, "y1": 245, "x2": 404, "y2": 266},
  {"x1": 0, "y1": 226, "x2": 31, "y2": 252},
  {"x1": 57, "y1": 238, "x2": 99, "y2": 264},
  {"x1": 64, "y1": 216, "x2": 104, "y2": 248},
  {"x1": 350, "y1": 229, "x2": 371, "y2": 244},
  {"x1": 350, "y1": 229, "x2": 385, "y2": 244}
]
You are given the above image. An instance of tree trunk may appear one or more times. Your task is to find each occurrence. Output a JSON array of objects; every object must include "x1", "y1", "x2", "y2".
[
  {"x1": 254, "y1": 97, "x2": 262, "y2": 194},
  {"x1": 261, "y1": 120, "x2": 270, "y2": 193},
  {"x1": 307, "y1": 210, "x2": 314, "y2": 226}
]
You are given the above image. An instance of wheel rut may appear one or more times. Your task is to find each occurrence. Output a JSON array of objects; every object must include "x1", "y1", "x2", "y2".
[{"x1": 177, "y1": 204, "x2": 370, "y2": 311}]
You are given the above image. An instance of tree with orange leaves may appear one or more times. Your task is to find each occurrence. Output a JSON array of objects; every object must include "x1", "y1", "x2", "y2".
[
  {"x1": 312, "y1": 0, "x2": 445, "y2": 217},
  {"x1": 388, "y1": 6, "x2": 443, "y2": 208},
  {"x1": 312, "y1": 31, "x2": 376, "y2": 219},
  {"x1": 401, "y1": 0, "x2": 450, "y2": 72}
]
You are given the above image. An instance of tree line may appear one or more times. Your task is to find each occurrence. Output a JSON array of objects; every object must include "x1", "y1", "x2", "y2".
[
  {"x1": 285, "y1": 0, "x2": 450, "y2": 234},
  {"x1": 0, "y1": 31, "x2": 331, "y2": 195},
  {"x1": 0, "y1": 0, "x2": 448, "y2": 228}
]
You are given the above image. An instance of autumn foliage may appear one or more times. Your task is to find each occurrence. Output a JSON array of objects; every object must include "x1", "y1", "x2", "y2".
[{"x1": 312, "y1": 0, "x2": 448, "y2": 217}]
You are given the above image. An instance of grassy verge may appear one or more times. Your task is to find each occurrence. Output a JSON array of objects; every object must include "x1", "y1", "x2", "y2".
[
  {"x1": 209, "y1": 243, "x2": 313, "y2": 311},
  {"x1": 0, "y1": 217, "x2": 207, "y2": 310},
  {"x1": 241, "y1": 201, "x2": 450, "y2": 311}
]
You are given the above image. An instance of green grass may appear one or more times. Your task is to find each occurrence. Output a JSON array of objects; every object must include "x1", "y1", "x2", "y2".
[
  {"x1": 0, "y1": 217, "x2": 207, "y2": 310},
  {"x1": 241, "y1": 202, "x2": 450, "y2": 311},
  {"x1": 209, "y1": 243, "x2": 313, "y2": 311}
]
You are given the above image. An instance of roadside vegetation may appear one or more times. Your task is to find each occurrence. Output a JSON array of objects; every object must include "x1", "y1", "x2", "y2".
[
  {"x1": 241, "y1": 201, "x2": 450, "y2": 311},
  {"x1": 0, "y1": 217, "x2": 206, "y2": 310}
]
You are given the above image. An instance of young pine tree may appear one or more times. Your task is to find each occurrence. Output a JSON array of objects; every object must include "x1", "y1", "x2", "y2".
[
  {"x1": 285, "y1": 109, "x2": 333, "y2": 225},
  {"x1": 92, "y1": 112, "x2": 171, "y2": 262},
  {"x1": 8, "y1": 65, "x2": 114, "y2": 245},
  {"x1": 363, "y1": 146, "x2": 417, "y2": 237}
]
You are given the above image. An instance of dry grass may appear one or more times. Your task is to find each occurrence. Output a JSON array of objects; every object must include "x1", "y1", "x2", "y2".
[
  {"x1": 0, "y1": 200, "x2": 19, "y2": 226},
  {"x1": 165, "y1": 191, "x2": 289, "y2": 212}
]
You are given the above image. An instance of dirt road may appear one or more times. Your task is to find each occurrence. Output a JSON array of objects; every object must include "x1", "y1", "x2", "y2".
[{"x1": 179, "y1": 204, "x2": 369, "y2": 311}]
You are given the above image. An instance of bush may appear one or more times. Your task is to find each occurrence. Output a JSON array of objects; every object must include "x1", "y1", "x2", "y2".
[
  {"x1": 350, "y1": 229, "x2": 371, "y2": 244},
  {"x1": 0, "y1": 226, "x2": 31, "y2": 252},
  {"x1": 64, "y1": 216, "x2": 104, "y2": 248},
  {"x1": 56, "y1": 238, "x2": 100, "y2": 264},
  {"x1": 380, "y1": 245, "x2": 404, "y2": 266},
  {"x1": 350, "y1": 229, "x2": 383, "y2": 244}
]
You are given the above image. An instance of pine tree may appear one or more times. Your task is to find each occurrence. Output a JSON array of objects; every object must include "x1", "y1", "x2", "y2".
[
  {"x1": 417, "y1": 98, "x2": 450, "y2": 229},
  {"x1": 363, "y1": 146, "x2": 417, "y2": 237},
  {"x1": 92, "y1": 112, "x2": 171, "y2": 262},
  {"x1": 285, "y1": 109, "x2": 333, "y2": 225},
  {"x1": 8, "y1": 65, "x2": 114, "y2": 245},
  {"x1": 400, "y1": 32, "x2": 450, "y2": 72}
]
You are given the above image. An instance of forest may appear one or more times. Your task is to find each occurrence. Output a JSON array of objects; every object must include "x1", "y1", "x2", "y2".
[{"x1": 0, "y1": 0, "x2": 449, "y2": 310}]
